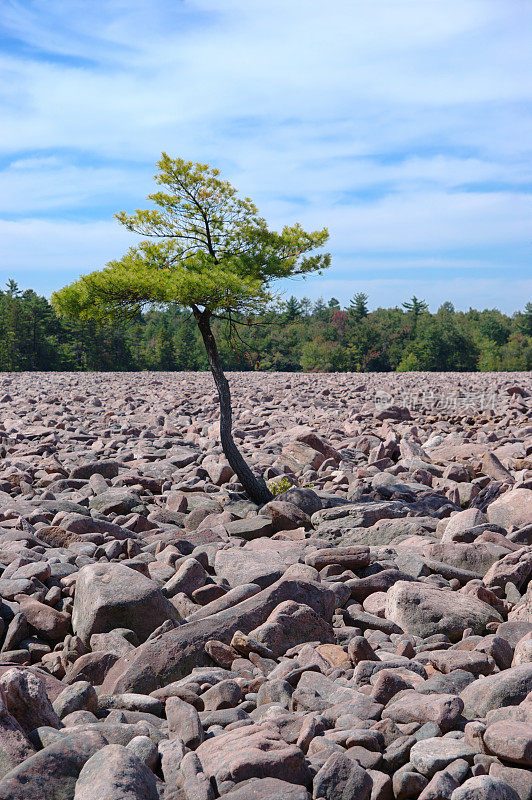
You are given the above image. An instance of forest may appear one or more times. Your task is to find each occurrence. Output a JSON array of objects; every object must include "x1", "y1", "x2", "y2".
[{"x1": 1, "y1": 280, "x2": 531, "y2": 373}]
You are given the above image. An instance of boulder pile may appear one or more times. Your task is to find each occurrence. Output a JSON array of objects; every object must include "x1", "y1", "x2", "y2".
[{"x1": 0, "y1": 370, "x2": 530, "y2": 799}]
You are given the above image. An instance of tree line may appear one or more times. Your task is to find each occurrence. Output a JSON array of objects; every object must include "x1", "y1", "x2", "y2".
[{"x1": 1, "y1": 281, "x2": 530, "y2": 372}]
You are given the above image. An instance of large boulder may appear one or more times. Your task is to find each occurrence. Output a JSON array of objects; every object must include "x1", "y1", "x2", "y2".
[
  {"x1": 248, "y1": 600, "x2": 334, "y2": 657},
  {"x1": 460, "y1": 664, "x2": 532, "y2": 719},
  {"x1": 72, "y1": 563, "x2": 179, "y2": 645},
  {"x1": 101, "y1": 577, "x2": 336, "y2": 695},
  {"x1": 385, "y1": 580, "x2": 502, "y2": 641},
  {"x1": 0, "y1": 689, "x2": 35, "y2": 780},
  {"x1": 487, "y1": 489, "x2": 532, "y2": 530},
  {"x1": 195, "y1": 723, "x2": 311, "y2": 793},
  {"x1": 0, "y1": 730, "x2": 107, "y2": 800},
  {"x1": 73, "y1": 743, "x2": 159, "y2": 800}
]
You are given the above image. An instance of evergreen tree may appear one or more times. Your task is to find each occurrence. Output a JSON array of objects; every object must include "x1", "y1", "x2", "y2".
[
  {"x1": 349, "y1": 292, "x2": 369, "y2": 321},
  {"x1": 52, "y1": 153, "x2": 330, "y2": 503},
  {"x1": 284, "y1": 296, "x2": 302, "y2": 321}
]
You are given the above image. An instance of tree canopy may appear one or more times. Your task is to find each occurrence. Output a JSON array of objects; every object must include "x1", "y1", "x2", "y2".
[
  {"x1": 52, "y1": 154, "x2": 330, "y2": 322},
  {"x1": 52, "y1": 154, "x2": 331, "y2": 504}
]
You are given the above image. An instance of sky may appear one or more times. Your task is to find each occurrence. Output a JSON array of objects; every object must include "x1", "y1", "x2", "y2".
[{"x1": 0, "y1": 0, "x2": 531, "y2": 313}]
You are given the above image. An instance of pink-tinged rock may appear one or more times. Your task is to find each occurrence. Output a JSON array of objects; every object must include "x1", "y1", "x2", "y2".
[
  {"x1": 72, "y1": 563, "x2": 179, "y2": 645},
  {"x1": 508, "y1": 583, "x2": 532, "y2": 623},
  {"x1": 512, "y1": 632, "x2": 532, "y2": 667},
  {"x1": 166, "y1": 696, "x2": 204, "y2": 749},
  {"x1": 64, "y1": 652, "x2": 120, "y2": 686},
  {"x1": 249, "y1": 600, "x2": 334, "y2": 657},
  {"x1": 385, "y1": 581, "x2": 502, "y2": 641},
  {"x1": 280, "y1": 441, "x2": 326, "y2": 472},
  {"x1": 304, "y1": 546, "x2": 370, "y2": 571},
  {"x1": 484, "y1": 721, "x2": 532, "y2": 767},
  {"x1": 460, "y1": 664, "x2": 532, "y2": 719},
  {"x1": 0, "y1": 730, "x2": 107, "y2": 800},
  {"x1": 0, "y1": 688, "x2": 36, "y2": 779},
  {"x1": 218, "y1": 778, "x2": 310, "y2": 800},
  {"x1": 489, "y1": 762, "x2": 532, "y2": 800},
  {"x1": 382, "y1": 692, "x2": 464, "y2": 731},
  {"x1": 487, "y1": 488, "x2": 532, "y2": 530},
  {"x1": 415, "y1": 649, "x2": 494, "y2": 676},
  {"x1": 410, "y1": 737, "x2": 476, "y2": 778},
  {"x1": 443, "y1": 509, "x2": 488, "y2": 541},
  {"x1": 16, "y1": 595, "x2": 70, "y2": 642},
  {"x1": 264, "y1": 501, "x2": 311, "y2": 533},
  {"x1": 195, "y1": 723, "x2": 311, "y2": 791},
  {"x1": 101, "y1": 577, "x2": 335, "y2": 695},
  {"x1": 166, "y1": 492, "x2": 188, "y2": 512},
  {"x1": 362, "y1": 592, "x2": 387, "y2": 618},
  {"x1": 73, "y1": 743, "x2": 159, "y2": 800},
  {"x1": 483, "y1": 547, "x2": 532, "y2": 591},
  {"x1": 0, "y1": 668, "x2": 61, "y2": 734},
  {"x1": 450, "y1": 775, "x2": 521, "y2": 800}
]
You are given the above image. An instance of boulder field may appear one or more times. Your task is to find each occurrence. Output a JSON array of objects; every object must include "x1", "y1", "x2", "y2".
[{"x1": 0, "y1": 370, "x2": 530, "y2": 800}]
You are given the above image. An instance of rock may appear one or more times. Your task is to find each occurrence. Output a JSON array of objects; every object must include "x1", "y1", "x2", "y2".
[
  {"x1": 249, "y1": 601, "x2": 334, "y2": 657},
  {"x1": 483, "y1": 548, "x2": 532, "y2": 591},
  {"x1": 484, "y1": 721, "x2": 532, "y2": 767},
  {"x1": 460, "y1": 665, "x2": 532, "y2": 719},
  {"x1": 383, "y1": 692, "x2": 464, "y2": 731},
  {"x1": 65, "y1": 651, "x2": 120, "y2": 685},
  {"x1": 487, "y1": 489, "x2": 532, "y2": 530},
  {"x1": 166, "y1": 696, "x2": 204, "y2": 749},
  {"x1": 0, "y1": 730, "x2": 107, "y2": 800},
  {"x1": 489, "y1": 762, "x2": 532, "y2": 800},
  {"x1": 101, "y1": 577, "x2": 335, "y2": 694},
  {"x1": 304, "y1": 546, "x2": 370, "y2": 571},
  {"x1": 71, "y1": 461, "x2": 122, "y2": 480},
  {"x1": 385, "y1": 581, "x2": 502, "y2": 641},
  {"x1": 224, "y1": 518, "x2": 274, "y2": 540},
  {"x1": 0, "y1": 688, "x2": 36, "y2": 779},
  {"x1": 281, "y1": 442, "x2": 325, "y2": 472},
  {"x1": 312, "y1": 752, "x2": 373, "y2": 799},
  {"x1": 195, "y1": 723, "x2": 311, "y2": 792},
  {"x1": 450, "y1": 775, "x2": 520, "y2": 800},
  {"x1": 73, "y1": 743, "x2": 159, "y2": 799},
  {"x1": 220, "y1": 778, "x2": 310, "y2": 799},
  {"x1": 89, "y1": 488, "x2": 142, "y2": 516},
  {"x1": 311, "y1": 501, "x2": 410, "y2": 542},
  {"x1": 410, "y1": 737, "x2": 476, "y2": 777},
  {"x1": 72, "y1": 563, "x2": 178, "y2": 644},
  {"x1": 444, "y1": 509, "x2": 488, "y2": 540},
  {"x1": 16, "y1": 595, "x2": 70, "y2": 642},
  {"x1": 53, "y1": 681, "x2": 98, "y2": 718},
  {"x1": 0, "y1": 668, "x2": 61, "y2": 734}
]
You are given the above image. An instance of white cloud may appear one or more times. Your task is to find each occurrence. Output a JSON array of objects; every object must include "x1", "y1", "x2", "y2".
[{"x1": 0, "y1": 0, "x2": 530, "y2": 308}]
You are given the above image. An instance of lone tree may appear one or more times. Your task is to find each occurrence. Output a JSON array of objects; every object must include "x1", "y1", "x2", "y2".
[{"x1": 52, "y1": 154, "x2": 330, "y2": 504}]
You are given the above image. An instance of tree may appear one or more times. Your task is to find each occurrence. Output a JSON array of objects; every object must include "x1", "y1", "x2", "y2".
[
  {"x1": 52, "y1": 154, "x2": 330, "y2": 504},
  {"x1": 517, "y1": 301, "x2": 532, "y2": 336},
  {"x1": 284, "y1": 296, "x2": 302, "y2": 321},
  {"x1": 402, "y1": 295, "x2": 428, "y2": 336},
  {"x1": 349, "y1": 292, "x2": 369, "y2": 321}
]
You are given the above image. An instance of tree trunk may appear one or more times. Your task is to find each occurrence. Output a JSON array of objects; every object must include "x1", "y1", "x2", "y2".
[{"x1": 194, "y1": 309, "x2": 273, "y2": 505}]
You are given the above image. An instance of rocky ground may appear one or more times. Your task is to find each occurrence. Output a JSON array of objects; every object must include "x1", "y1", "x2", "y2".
[{"x1": 0, "y1": 370, "x2": 530, "y2": 800}]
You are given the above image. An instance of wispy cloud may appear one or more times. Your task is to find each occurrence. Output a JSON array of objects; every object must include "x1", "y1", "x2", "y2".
[{"x1": 0, "y1": 0, "x2": 530, "y2": 312}]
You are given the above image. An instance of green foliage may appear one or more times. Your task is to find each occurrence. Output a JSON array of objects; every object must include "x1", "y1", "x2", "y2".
[
  {"x1": 52, "y1": 154, "x2": 330, "y2": 323},
  {"x1": 269, "y1": 476, "x2": 293, "y2": 496},
  {"x1": 349, "y1": 292, "x2": 369, "y2": 321},
  {"x1": 0, "y1": 280, "x2": 531, "y2": 374}
]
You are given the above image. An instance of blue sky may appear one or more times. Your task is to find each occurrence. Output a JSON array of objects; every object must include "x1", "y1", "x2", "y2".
[{"x1": 0, "y1": 0, "x2": 531, "y2": 312}]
